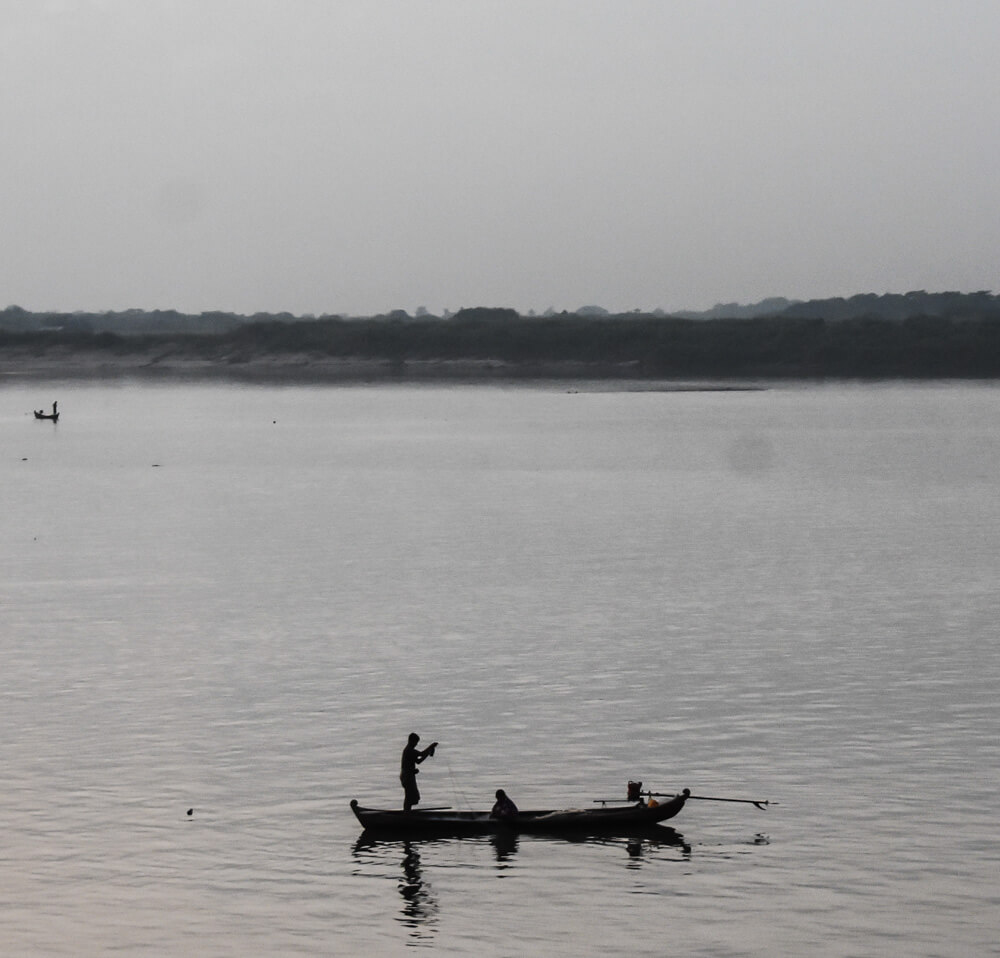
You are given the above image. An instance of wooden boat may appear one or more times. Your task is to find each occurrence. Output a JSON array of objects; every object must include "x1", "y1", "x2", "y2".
[
  {"x1": 350, "y1": 788, "x2": 689, "y2": 836},
  {"x1": 34, "y1": 402, "x2": 59, "y2": 422}
]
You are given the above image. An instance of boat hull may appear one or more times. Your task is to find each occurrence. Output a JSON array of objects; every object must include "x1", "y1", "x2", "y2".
[{"x1": 350, "y1": 791, "x2": 688, "y2": 836}]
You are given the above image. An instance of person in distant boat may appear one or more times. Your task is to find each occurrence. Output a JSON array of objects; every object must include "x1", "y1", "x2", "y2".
[
  {"x1": 400, "y1": 732, "x2": 437, "y2": 812},
  {"x1": 490, "y1": 788, "x2": 518, "y2": 821}
]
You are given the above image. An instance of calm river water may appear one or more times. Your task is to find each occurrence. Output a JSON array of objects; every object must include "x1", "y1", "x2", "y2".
[{"x1": 1, "y1": 380, "x2": 998, "y2": 956}]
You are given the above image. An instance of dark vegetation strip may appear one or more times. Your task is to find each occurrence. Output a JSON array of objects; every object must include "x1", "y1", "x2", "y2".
[{"x1": 3, "y1": 306, "x2": 1000, "y2": 378}]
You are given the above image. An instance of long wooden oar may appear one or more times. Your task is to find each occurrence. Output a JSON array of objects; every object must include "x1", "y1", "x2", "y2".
[
  {"x1": 683, "y1": 794, "x2": 773, "y2": 810},
  {"x1": 593, "y1": 792, "x2": 774, "y2": 810}
]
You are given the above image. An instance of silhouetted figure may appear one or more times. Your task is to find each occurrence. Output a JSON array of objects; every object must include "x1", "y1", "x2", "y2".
[
  {"x1": 400, "y1": 732, "x2": 437, "y2": 812},
  {"x1": 490, "y1": 788, "x2": 518, "y2": 821}
]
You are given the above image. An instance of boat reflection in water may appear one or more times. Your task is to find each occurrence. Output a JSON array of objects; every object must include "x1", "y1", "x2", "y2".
[
  {"x1": 354, "y1": 826, "x2": 689, "y2": 861},
  {"x1": 353, "y1": 825, "x2": 691, "y2": 942},
  {"x1": 356, "y1": 824, "x2": 690, "y2": 872},
  {"x1": 542, "y1": 827, "x2": 693, "y2": 864},
  {"x1": 353, "y1": 827, "x2": 691, "y2": 942}
]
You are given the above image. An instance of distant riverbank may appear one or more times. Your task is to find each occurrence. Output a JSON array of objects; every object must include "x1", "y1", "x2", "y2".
[
  {"x1": 4, "y1": 304, "x2": 1000, "y2": 379},
  {"x1": 0, "y1": 348, "x2": 770, "y2": 388}
]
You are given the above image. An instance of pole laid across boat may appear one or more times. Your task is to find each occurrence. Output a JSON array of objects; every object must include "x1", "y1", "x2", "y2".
[
  {"x1": 683, "y1": 794, "x2": 773, "y2": 810},
  {"x1": 593, "y1": 792, "x2": 774, "y2": 810}
]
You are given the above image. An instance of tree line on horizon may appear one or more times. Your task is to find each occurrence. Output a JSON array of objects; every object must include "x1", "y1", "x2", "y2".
[{"x1": 2, "y1": 291, "x2": 1000, "y2": 377}]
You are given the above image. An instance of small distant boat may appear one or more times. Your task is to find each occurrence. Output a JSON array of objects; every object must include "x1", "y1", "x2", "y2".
[
  {"x1": 34, "y1": 401, "x2": 59, "y2": 422},
  {"x1": 350, "y1": 789, "x2": 689, "y2": 836}
]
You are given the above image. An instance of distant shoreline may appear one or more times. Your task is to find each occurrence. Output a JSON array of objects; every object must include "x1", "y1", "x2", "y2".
[
  {"x1": 0, "y1": 351, "x2": 770, "y2": 388},
  {"x1": 6, "y1": 302, "x2": 1000, "y2": 380},
  {"x1": 4, "y1": 349, "x2": 997, "y2": 385}
]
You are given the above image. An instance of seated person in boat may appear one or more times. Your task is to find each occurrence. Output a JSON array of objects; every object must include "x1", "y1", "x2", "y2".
[
  {"x1": 400, "y1": 732, "x2": 437, "y2": 812},
  {"x1": 490, "y1": 788, "x2": 518, "y2": 820}
]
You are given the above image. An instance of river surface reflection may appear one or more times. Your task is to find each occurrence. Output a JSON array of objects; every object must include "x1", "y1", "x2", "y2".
[
  {"x1": 353, "y1": 827, "x2": 693, "y2": 942},
  {"x1": 2, "y1": 381, "x2": 998, "y2": 956}
]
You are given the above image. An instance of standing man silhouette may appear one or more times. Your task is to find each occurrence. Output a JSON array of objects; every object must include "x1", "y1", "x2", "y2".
[{"x1": 400, "y1": 732, "x2": 437, "y2": 812}]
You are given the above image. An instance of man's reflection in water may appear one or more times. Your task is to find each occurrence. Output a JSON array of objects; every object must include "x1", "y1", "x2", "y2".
[
  {"x1": 397, "y1": 842, "x2": 438, "y2": 937},
  {"x1": 491, "y1": 830, "x2": 519, "y2": 867}
]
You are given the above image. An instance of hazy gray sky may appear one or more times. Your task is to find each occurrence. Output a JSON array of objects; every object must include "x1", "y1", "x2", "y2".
[{"x1": 3, "y1": 0, "x2": 998, "y2": 316}]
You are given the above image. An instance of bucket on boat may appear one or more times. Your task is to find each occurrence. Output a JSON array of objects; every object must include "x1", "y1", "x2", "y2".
[{"x1": 627, "y1": 780, "x2": 643, "y2": 802}]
